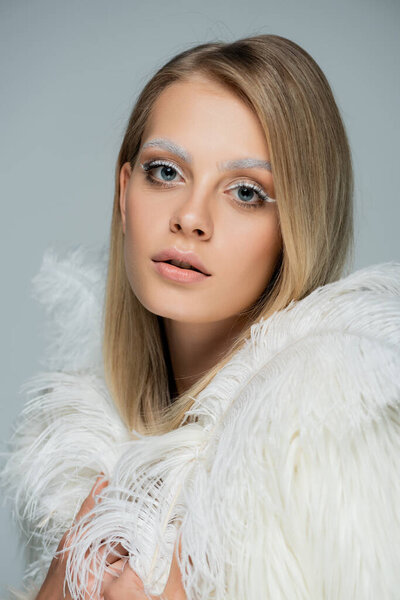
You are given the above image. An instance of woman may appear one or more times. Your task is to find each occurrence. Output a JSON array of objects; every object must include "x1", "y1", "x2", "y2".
[{"x1": 2, "y1": 34, "x2": 400, "y2": 599}]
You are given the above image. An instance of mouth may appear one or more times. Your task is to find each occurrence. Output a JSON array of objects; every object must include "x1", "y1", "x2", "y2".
[
  {"x1": 158, "y1": 260, "x2": 202, "y2": 273},
  {"x1": 151, "y1": 247, "x2": 211, "y2": 276},
  {"x1": 153, "y1": 259, "x2": 210, "y2": 276},
  {"x1": 152, "y1": 259, "x2": 211, "y2": 283}
]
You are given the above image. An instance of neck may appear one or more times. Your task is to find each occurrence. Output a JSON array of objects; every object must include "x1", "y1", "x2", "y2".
[{"x1": 161, "y1": 314, "x2": 248, "y2": 397}]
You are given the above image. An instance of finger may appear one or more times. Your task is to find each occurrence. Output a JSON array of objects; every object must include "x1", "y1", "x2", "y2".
[
  {"x1": 54, "y1": 475, "x2": 115, "y2": 589},
  {"x1": 103, "y1": 562, "x2": 147, "y2": 599},
  {"x1": 62, "y1": 545, "x2": 127, "y2": 598},
  {"x1": 59, "y1": 475, "x2": 109, "y2": 554},
  {"x1": 100, "y1": 557, "x2": 129, "y2": 597},
  {"x1": 104, "y1": 542, "x2": 129, "y2": 565},
  {"x1": 119, "y1": 563, "x2": 145, "y2": 589},
  {"x1": 94, "y1": 541, "x2": 129, "y2": 566},
  {"x1": 69, "y1": 550, "x2": 128, "y2": 596},
  {"x1": 103, "y1": 563, "x2": 162, "y2": 600},
  {"x1": 103, "y1": 557, "x2": 129, "y2": 580},
  {"x1": 90, "y1": 472, "x2": 109, "y2": 498},
  {"x1": 162, "y1": 536, "x2": 187, "y2": 600},
  {"x1": 75, "y1": 474, "x2": 109, "y2": 522},
  {"x1": 76, "y1": 541, "x2": 129, "y2": 582}
]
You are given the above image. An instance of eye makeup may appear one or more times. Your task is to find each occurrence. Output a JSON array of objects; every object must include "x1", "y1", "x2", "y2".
[
  {"x1": 139, "y1": 158, "x2": 276, "y2": 209},
  {"x1": 141, "y1": 137, "x2": 273, "y2": 173},
  {"x1": 141, "y1": 158, "x2": 185, "y2": 180}
]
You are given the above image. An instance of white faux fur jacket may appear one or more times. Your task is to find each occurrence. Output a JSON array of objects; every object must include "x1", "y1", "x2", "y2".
[{"x1": 1, "y1": 246, "x2": 400, "y2": 600}]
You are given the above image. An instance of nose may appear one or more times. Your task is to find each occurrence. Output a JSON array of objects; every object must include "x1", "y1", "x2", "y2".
[{"x1": 169, "y1": 186, "x2": 213, "y2": 239}]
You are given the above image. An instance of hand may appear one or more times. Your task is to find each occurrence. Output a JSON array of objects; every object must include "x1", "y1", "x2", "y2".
[
  {"x1": 102, "y1": 536, "x2": 187, "y2": 600},
  {"x1": 35, "y1": 473, "x2": 128, "y2": 600}
]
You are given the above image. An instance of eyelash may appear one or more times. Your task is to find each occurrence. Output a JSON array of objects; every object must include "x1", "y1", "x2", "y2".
[{"x1": 139, "y1": 159, "x2": 274, "y2": 208}]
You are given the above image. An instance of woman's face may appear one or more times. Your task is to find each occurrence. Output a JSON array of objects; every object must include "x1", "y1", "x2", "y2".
[{"x1": 119, "y1": 74, "x2": 282, "y2": 324}]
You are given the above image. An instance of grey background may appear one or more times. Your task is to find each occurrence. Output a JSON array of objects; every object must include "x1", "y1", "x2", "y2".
[{"x1": 1, "y1": 0, "x2": 399, "y2": 593}]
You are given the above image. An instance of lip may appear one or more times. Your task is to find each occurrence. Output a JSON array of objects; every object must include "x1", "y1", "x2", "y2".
[
  {"x1": 152, "y1": 260, "x2": 210, "y2": 283},
  {"x1": 151, "y1": 247, "x2": 211, "y2": 276}
]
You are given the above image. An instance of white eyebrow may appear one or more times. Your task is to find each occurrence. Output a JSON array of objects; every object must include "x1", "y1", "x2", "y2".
[
  {"x1": 219, "y1": 158, "x2": 272, "y2": 172},
  {"x1": 142, "y1": 138, "x2": 192, "y2": 163},
  {"x1": 141, "y1": 137, "x2": 272, "y2": 172}
]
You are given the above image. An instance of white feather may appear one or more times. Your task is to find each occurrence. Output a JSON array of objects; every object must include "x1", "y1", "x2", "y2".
[
  {"x1": 30, "y1": 244, "x2": 108, "y2": 373},
  {"x1": 1, "y1": 248, "x2": 400, "y2": 600}
]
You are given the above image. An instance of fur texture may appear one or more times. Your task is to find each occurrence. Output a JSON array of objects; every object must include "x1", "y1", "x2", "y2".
[{"x1": 1, "y1": 245, "x2": 400, "y2": 600}]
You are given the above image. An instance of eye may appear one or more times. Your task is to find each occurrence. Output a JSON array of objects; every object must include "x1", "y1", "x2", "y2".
[
  {"x1": 140, "y1": 159, "x2": 184, "y2": 187},
  {"x1": 226, "y1": 180, "x2": 275, "y2": 208},
  {"x1": 139, "y1": 159, "x2": 276, "y2": 207}
]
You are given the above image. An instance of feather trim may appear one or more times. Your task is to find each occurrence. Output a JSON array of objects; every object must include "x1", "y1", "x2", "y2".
[
  {"x1": 0, "y1": 584, "x2": 39, "y2": 600},
  {"x1": 169, "y1": 262, "x2": 400, "y2": 598},
  {"x1": 177, "y1": 332, "x2": 400, "y2": 598},
  {"x1": 1, "y1": 247, "x2": 400, "y2": 599},
  {"x1": 30, "y1": 244, "x2": 108, "y2": 373},
  {"x1": 63, "y1": 422, "x2": 207, "y2": 598},
  {"x1": 0, "y1": 370, "x2": 132, "y2": 593},
  {"x1": 62, "y1": 261, "x2": 400, "y2": 599}
]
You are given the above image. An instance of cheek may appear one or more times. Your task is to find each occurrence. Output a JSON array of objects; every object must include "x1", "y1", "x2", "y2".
[
  {"x1": 123, "y1": 187, "x2": 166, "y2": 264},
  {"x1": 122, "y1": 192, "x2": 156, "y2": 285},
  {"x1": 222, "y1": 214, "x2": 281, "y2": 295},
  {"x1": 125, "y1": 190, "x2": 153, "y2": 239},
  {"x1": 252, "y1": 222, "x2": 282, "y2": 276}
]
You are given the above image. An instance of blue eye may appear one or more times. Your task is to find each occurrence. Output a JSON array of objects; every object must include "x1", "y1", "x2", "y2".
[
  {"x1": 140, "y1": 159, "x2": 276, "y2": 208},
  {"x1": 162, "y1": 166, "x2": 176, "y2": 180},
  {"x1": 237, "y1": 186, "x2": 256, "y2": 202},
  {"x1": 226, "y1": 181, "x2": 275, "y2": 208},
  {"x1": 155, "y1": 165, "x2": 178, "y2": 181},
  {"x1": 140, "y1": 159, "x2": 183, "y2": 184}
]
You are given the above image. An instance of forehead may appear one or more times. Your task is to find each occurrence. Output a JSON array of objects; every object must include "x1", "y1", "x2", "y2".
[
  {"x1": 145, "y1": 77, "x2": 240, "y2": 128},
  {"x1": 141, "y1": 76, "x2": 271, "y2": 160},
  {"x1": 156, "y1": 73, "x2": 234, "y2": 104}
]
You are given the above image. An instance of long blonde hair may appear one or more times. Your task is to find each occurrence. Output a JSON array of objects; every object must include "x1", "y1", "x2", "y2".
[{"x1": 102, "y1": 34, "x2": 354, "y2": 436}]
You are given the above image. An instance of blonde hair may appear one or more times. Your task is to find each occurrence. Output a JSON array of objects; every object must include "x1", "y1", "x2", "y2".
[{"x1": 102, "y1": 34, "x2": 354, "y2": 436}]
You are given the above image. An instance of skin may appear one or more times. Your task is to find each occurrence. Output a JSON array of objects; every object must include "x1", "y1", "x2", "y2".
[
  {"x1": 120, "y1": 73, "x2": 282, "y2": 395},
  {"x1": 35, "y1": 476, "x2": 128, "y2": 600},
  {"x1": 35, "y1": 476, "x2": 184, "y2": 600}
]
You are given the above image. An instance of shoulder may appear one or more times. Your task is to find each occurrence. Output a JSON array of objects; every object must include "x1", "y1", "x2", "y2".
[
  {"x1": 0, "y1": 368, "x2": 130, "y2": 542},
  {"x1": 200, "y1": 263, "x2": 400, "y2": 596},
  {"x1": 223, "y1": 261, "x2": 400, "y2": 442}
]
